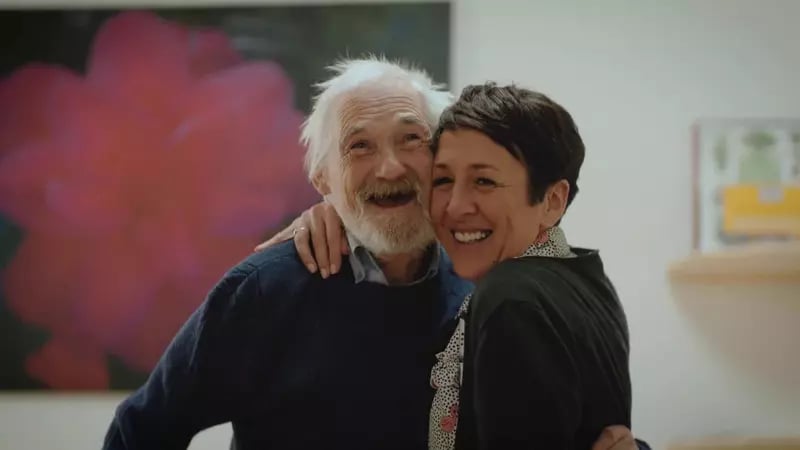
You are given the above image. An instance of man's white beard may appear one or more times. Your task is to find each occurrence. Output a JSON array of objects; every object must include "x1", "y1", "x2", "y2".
[{"x1": 337, "y1": 200, "x2": 436, "y2": 256}]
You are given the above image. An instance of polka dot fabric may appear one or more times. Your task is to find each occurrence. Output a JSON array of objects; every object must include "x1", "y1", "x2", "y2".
[{"x1": 428, "y1": 226, "x2": 574, "y2": 450}]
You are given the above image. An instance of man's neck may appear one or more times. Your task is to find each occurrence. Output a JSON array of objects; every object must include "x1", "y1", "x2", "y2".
[{"x1": 375, "y1": 249, "x2": 428, "y2": 285}]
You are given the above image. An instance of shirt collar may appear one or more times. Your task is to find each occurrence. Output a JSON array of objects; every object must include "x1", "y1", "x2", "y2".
[
  {"x1": 519, "y1": 226, "x2": 575, "y2": 258},
  {"x1": 346, "y1": 231, "x2": 440, "y2": 286}
]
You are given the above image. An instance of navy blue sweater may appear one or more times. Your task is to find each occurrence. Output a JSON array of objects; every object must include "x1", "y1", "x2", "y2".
[{"x1": 103, "y1": 241, "x2": 471, "y2": 450}]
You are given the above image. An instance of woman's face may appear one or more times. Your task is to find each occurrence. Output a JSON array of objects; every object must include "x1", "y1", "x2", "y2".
[{"x1": 430, "y1": 129, "x2": 567, "y2": 281}]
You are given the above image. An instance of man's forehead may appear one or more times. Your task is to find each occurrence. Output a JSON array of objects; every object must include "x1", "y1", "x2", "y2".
[
  {"x1": 338, "y1": 96, "x2": 427, "y2": 134},
  {"x1": 347, "y1": 112, "x2": 426, "y2": 127},
  {"x1": 342, "y1": 113, "x2": 427, "y2": 138},
  {"x1": 337, "y1": 83, "x2": 424, "y2": 115}
]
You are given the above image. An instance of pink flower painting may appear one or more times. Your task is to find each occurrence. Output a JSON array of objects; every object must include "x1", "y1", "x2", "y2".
[{"x1": 0, "y1": 11, "x2": 318, "y2": 389}]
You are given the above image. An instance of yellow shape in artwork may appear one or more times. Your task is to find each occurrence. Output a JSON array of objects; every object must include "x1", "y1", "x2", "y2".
[{"x1": 722, "y1": 184, "x2": 800, "y2": 237}]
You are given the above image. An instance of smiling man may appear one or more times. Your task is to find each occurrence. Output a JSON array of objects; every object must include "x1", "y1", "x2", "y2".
[
  {"x1": 308, "y1": 75, "x2": 441, "y2": 281},
  {"x1": 104, "y1": 57, "x2": 645, "y2": 450}
]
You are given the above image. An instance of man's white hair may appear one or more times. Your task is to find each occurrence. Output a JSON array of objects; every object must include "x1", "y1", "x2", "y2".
[{"x1": 301, "y1": 56, "x2": 453, "y2": 180}]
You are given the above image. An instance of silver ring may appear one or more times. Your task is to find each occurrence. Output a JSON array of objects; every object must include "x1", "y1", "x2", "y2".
[{"x1": 292, "y1": 226, "x2": 307, "y2": 237}]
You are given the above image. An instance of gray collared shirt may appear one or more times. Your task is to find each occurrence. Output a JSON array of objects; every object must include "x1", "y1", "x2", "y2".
[{"x1": 346, "y1": 232, "x2": 440, "y2": 286}]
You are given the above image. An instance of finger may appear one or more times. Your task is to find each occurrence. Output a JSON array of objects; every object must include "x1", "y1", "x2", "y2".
[
  {"x1": 253, "y1": 224, "x2": 294, "y2": 252},
  {"x1": 254, "y1": 239, "x2": 273, "y2": 252},
  {"x1": 341, "y1": 235, "x2": 350, "y2": 256},
  {"x1": 323, "y1": 203, "x2": 344, "y2": 274},
  {"x1": 308, "y1": 206, "x2": 331, "y2": 278},
  {"x1": 591, "y1": 426, "x2": 632, "y2": 450},
  {"x1": 293, "y1": 215, "x2": 317, "y2": 274}
]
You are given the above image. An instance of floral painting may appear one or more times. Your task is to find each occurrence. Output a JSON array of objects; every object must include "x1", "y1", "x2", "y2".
[{"x1": 0, "y1": 5, "x2": 450, "y2": 390}]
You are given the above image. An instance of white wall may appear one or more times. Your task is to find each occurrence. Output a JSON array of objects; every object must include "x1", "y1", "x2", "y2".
[
  {"x1": 1, "y1": 1, "x2": 799, "y2": 449},
  {"x1": 449, "y1": 0, "x2": 800, "y2": 448}
]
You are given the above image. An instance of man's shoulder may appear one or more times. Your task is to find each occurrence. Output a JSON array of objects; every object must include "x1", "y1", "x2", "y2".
[
  {"x1": 231, "y1": 240, "x2": 308, "y2": 279},
  {"x1": 213, "y1": 241, "x2": 314, "y2": 307}
]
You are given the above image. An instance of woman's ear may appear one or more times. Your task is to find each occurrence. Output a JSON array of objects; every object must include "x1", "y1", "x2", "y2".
[{"x1": 542, "y1": 179, "x2": 569, "y2": 227}]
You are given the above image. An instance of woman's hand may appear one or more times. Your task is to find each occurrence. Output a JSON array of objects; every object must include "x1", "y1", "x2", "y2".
[{"x1": 254, "y1": 202, "x2": 348, "y2": 278}]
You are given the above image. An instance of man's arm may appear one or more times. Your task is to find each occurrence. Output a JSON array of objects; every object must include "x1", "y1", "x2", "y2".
[
  {"x1": 103, "y1": 265, "x2": 260, "y2": 450},
  {"x1": 593, "y1": 426, "x2": 651, "y2": 450}
]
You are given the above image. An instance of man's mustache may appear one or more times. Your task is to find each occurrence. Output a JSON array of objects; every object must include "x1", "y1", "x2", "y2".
[{"x1": 357, "y1": 178, "x2": 421, "y2": 202}]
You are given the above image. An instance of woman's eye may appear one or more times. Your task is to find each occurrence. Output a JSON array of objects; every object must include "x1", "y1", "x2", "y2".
[
  {"x1": 475, "y1": 177, "x2": 497, "y2": 187},
  {"x1": 404, "y1": 133, "x2": 422, "y2": 142},
  {"x1": 432, "y1": 176, "x2": 453, "y2": 187}
]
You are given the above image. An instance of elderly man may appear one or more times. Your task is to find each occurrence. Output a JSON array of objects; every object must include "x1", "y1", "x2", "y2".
[{"x1": 103, "y1": 58, "x2": 644, "y2": 450}]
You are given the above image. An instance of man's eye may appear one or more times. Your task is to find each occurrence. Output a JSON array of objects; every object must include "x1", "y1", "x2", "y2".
[
  {"x1": 432, "y1": 177, "x2": 453, "y2": 187},
  {"x1": 404, "y1": 133, "x2": 422, "y2": 142},
  {"x1": 349, "y1": 141, "x2": 369, "y2": 150},
  {"x1": 475, "y1": 177, "x2": 497, "y2": 187}
]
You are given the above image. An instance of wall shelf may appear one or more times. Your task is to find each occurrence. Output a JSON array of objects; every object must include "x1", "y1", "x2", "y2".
[
  {"x1": 668, "y1": 437, "x2": 800, "y2": 450},
  {"x1": 668, "y1": 241, "x2": 800, "y2": 284}
]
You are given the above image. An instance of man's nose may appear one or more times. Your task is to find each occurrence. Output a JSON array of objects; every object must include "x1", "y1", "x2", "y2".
[{"x1": 375, "y1": 149, "x2": 407, "y2": 180}]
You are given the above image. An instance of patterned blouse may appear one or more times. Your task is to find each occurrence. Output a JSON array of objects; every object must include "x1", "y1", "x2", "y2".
[{"x1": 428, "y1": 226, "x2": 575, "y2": 450}]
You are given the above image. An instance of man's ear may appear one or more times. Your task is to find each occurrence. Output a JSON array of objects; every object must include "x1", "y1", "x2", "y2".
[
  {"x1": 312, "y1": 170, "x2": 331, "y2": 196},
  {"x1": 542, "y1": 179, "x2": 569, "y2": 228}
]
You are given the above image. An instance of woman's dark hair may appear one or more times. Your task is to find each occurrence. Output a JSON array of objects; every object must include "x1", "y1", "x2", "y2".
[{"x1": 431, "y1": 83, "x2": 585, "y2": 208}]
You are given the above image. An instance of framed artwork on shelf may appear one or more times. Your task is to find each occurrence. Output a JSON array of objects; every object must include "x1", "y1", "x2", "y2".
[{"x1": 692, "y1": 118, "x2": 800, "y2": 253}]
